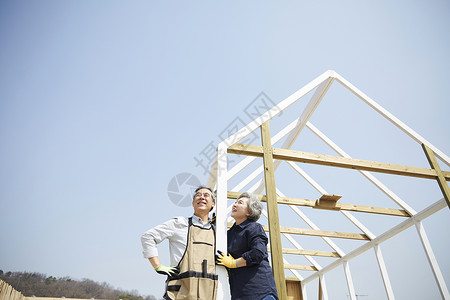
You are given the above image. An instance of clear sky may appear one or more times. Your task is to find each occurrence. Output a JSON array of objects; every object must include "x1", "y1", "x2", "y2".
[{"x1": 1, "y1": 1, "x2": 449, "y2": 299}]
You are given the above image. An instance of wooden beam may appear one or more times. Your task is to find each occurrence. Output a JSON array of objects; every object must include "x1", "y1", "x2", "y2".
[
  {"x1": 334, "y1": 202, "x2": 409, "y2": 217},
  {"x1": 285, "y1": 276, "x2": 301, "y2": 282},
  {"x1": 286, "y1": 279, "x2": 303, "y2": 300},
  {"x1": 284, "y1": 264, "x2": 318, "y2": 271},
  {"x1": 422, "y1": 144, "x2": 450, "y2": 210},
  {"x1": 227, "y1": 143, "x2": 450, "y2": 180},
  {"x1": 268, "y1": 247, "x2": 341, "y2": 258},
  {"x1": 261, "y1": 121, "x2": 288, "y2": 299},
  {"x1": 318, "y1": 278, "x2": 323, "y2": 300},
  {"x1": 227, "y1": 191, "x2": 410, "y2": 217},
  {"x1": 314, "y1": 194, "x2": 342, "y2": 210},
  {"x1": 262, "y1": 225, "x2": 369, "y2": 240}
]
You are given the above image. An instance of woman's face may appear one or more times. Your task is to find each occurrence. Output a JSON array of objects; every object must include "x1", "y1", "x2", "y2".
[{"x1": 231, "y1": 197, "x2": 250, "y2": 223}]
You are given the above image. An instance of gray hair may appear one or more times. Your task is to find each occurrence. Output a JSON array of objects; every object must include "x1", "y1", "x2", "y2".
[
  {"x1": 194, "y1": 185, "x2": 216, "y2": 202},
  {"x1": 237, "y1": 192, "x2": 262, "y2": 221}
]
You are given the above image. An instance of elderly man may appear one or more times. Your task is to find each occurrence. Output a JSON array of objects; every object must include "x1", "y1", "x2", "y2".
[{"x1": 141, "y1": 186, "x2": 217, "y2": 300}]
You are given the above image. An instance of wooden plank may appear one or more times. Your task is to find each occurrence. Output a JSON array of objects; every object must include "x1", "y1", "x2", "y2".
[
  {"x1": 0, "y1": 281, "x2": 6, "y2": 298},
  {"x1": 262, "y1": 225, "x2": 369, "y2": 240},
  {"x1": 336, "y1": 202, "x2": 409, "y2": 217},
  {"x1": 422, "y1": 144, "x2": 450, "y2": 209},
  {"x1": 13, "y1": 290, "x2": 23, "y2": 300},
  {"x1": 0, "y1": 282, "x2": 7, "y2": 300},
  {"x1": 284, "y1": 264, "x2": 318, "y2": 271},
  {"x1": 314, "y1": 194, "x2": 342, "y2": 210},
  {"x1": 6, "y1": 283, "x2": 23, "y2": 300},
  {"x1": 2, "y1": 285, "x2": 11, "y2": 300},
  {"x1": 227, "y1": 191, "x2": 410, "y2": 217},
  {"x1": 261, "y1": 121, "x2": 287, "y2": 300},
  {"x1": 227, "y1": 143, "x2": 450, "y2": 180},
  {"x1": 268, "y1": 247, "x2": 341, "y2": 258},
  {"x1": 318, "y1": 278, "x2": 323, "y2": 300},
  {"x1": 3, "y1": 284, "x2": 12, "y2": 300},
  {"x1": 286, "y1": 279, "x2": 303, "y2": 300},
  {"x1": 286, "y1": 276, "x2": 301, "y2": 281}
]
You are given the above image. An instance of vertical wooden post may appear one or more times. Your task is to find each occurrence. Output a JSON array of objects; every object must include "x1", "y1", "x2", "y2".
[
  {"x1": 318, "y1": 279, "x2": 323, "y2": 300},
  {"x1": 299, "y1": 281, "x2": 304, "y2": 300},
  {"x1": 261, "y1": 121, "x2": 287, "y2": 300},
  {"x1": 286, "y1": 280, "x2": 303, "y2": 300},
  {"x1": 422, "y1": 143, "x2": 450, "y2": 210},
  {"x1": 216, "y1": 143, "x2": 232, "y2": 300}
]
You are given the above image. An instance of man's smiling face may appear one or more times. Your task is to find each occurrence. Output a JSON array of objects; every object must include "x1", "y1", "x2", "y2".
[{"x1": 192, "y1": 188, "x2": 215, "y2": 216}]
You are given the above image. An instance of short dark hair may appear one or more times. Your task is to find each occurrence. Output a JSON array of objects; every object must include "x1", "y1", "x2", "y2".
[{"x1": 193, "y1": 186, "x2": 216, "y2": 202}]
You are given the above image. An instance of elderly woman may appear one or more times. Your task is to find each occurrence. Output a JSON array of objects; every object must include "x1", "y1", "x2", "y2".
[{"x1": 217, "y1": 192, "x2": 278, "y2": 300}]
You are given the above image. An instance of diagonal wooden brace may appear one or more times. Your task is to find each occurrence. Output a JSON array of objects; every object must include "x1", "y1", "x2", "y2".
[{"x1": 422, "y1": 144, "x2": 450, "y2": 210}]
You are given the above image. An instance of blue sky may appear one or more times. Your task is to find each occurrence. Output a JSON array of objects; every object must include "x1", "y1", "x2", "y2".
[{"x1": 1, "y1": 1, "x2": 449, "y2": 299}]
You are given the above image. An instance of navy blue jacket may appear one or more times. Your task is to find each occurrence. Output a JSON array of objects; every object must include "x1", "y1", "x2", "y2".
[{"x1": 227, "y1": 219, "x2": 278, "y2": 300}]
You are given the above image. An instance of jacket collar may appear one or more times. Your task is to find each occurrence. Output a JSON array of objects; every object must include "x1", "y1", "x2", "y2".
[{"x1": 232, "y1": 218, "x2": 253, "y2": 229}]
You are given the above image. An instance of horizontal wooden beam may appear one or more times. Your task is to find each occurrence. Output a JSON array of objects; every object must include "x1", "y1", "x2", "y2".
[
  {"x1": 228, "y1": 222, "x2": 369, "y2": 240},
  {"x1": 263, "y1": 225, "x2": 370, "y2": 240},
  {"x1": 268, "y1": 247, "x2": 341, "y2": 258},
  {"x1": 285, "y1": 276, "x2": 301, "y2": 282},
  {"x1": 227, "y1": 144, "x2": 450, "y2": 180},
  {"x1": 284, "y1": 264, "x2": 318, "y2": 271},
  {"x1": 227, "y1": 191, "x2": 410, "y2": 217}
]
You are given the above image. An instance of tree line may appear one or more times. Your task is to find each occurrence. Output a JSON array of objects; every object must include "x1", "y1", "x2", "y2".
[{"x1": 0, "y1": 270, "x2": 159, "y2": 300}]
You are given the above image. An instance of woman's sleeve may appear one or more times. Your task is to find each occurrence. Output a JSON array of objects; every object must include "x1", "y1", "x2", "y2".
[{"x1": 241, "y1": 223, "x2": 268, "y2": 266}]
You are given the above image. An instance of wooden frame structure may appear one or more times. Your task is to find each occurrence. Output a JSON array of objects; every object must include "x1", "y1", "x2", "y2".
[{"x1": 210, "y1": 70, "x2": 450, "y2": 300}]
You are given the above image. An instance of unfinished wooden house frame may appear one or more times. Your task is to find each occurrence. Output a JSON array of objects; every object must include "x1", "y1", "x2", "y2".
[{"x1": 209, "y1": 70, "x2": 450, "y2": 300}]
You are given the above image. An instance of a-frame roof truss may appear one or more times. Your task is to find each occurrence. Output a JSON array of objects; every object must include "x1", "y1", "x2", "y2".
[{"x1": 212, "y1": 70, "x2": 450, "y2": 300}]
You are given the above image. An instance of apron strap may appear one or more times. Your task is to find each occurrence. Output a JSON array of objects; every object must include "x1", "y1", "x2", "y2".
[{"x1": 170, "y1": 270, "x2": 218, "y2": 281}]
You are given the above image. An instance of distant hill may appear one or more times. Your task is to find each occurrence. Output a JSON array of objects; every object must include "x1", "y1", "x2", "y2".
[{"x1": 0, "y1": 270, "x2": 159, "y2": 300}]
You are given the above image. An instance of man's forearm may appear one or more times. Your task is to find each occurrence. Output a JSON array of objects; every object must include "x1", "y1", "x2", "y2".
[{"x1": 148, "y1": 256, "x2": 161, "y2": 268}]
